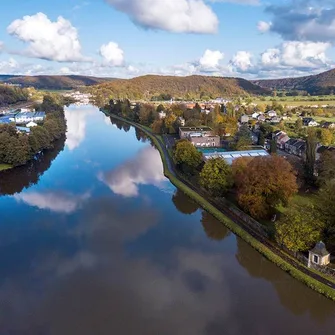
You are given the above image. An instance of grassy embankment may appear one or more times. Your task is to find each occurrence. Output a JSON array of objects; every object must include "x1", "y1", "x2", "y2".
[
  {"x1": 107, "y1": 111, "x2": 335, "y2": 301},
  {"x1": 0, "y1": 164, "x2": 13, "y2": 171}
]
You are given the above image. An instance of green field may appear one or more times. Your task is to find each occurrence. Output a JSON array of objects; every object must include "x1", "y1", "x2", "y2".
[
  {"x1": 0, "y1": 164, "x2": 12, "y2": 171},
  {"x1": 252, "y1": 95, "x2": 335, "y2": 107},
  {"x1": 285, "y1": 115, "x2": 335, "y2": 124}
]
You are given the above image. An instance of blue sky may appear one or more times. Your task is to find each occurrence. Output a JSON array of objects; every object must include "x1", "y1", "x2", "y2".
[{"x1": 0, "y1": 0, "x2": 335, "y2": 79}]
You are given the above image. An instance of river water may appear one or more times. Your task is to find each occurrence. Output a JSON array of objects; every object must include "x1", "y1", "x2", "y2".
[{"x1": 0, "y1": 104, "x2": 334, "y2": 335}]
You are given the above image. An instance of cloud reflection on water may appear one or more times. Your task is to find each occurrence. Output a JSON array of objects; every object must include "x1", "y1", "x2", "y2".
[
  {"x1": 14, "y1": 191, "x2": 90, "y2": 214},
  {"x1": 65, "y1": 106, "x2": 95, "y2": 151},
  {"x1": 98, "y1": 145, "x2": 169, "y2": 197}
]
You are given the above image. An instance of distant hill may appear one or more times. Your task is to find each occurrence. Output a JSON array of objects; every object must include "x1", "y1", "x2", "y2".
[
  {"x1": 0, "y1": 75, "x2": 117, "y2": 90},
  {"x1": 253, "y1": 69, "x2": 335, "y2": 95},
  {"x1": 89, "y1": 75, "x2": 269, "y2": 103}
]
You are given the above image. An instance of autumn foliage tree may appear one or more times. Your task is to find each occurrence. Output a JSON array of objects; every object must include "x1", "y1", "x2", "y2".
[
  {"x1": 233, "y1": 156, "x2": 298, "y2": 219},
  {"x1": 200, "y1": 158, "x2": 233, "y2": 196}
]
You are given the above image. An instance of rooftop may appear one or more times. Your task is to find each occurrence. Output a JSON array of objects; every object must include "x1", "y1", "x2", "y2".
[
  {"x1": 310, "y1": 241, "x2": 330, "y2": 257},
  {"x1": 203, "y1": 149, "x2": 269, "y2": 165},
  {"x1": 180, "y1": 126, "x2": 212, "y2": 132}
]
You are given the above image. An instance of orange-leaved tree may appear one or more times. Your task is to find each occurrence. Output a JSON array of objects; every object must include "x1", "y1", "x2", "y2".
[{"x1": 232, "y1": 156, "x2": 298, "y2": 219}]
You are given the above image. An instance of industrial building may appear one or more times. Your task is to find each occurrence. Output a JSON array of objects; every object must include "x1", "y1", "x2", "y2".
[{"x1": 201, "y1": 149, "x2": 269, "y2": 165}]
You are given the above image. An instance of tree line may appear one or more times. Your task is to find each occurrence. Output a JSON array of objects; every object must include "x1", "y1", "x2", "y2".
[
  {"x1": 0, "y1": 95, "x2": 67, "y2": 167},
  {"x1": 173, "y1": 139, "x2": 335, "y2": 254}
]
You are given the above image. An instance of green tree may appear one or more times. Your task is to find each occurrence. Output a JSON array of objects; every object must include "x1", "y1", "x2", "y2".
[
  {"x1": 235, "y1": 124, "x2": 252, "y2": 150},
  {"x1": 173, "y1": 140, "x2": 202, "y2": 174},
  {"x1": 317, "y1": 151, "x2": 335, "y2": 186},
  {"x1": 258, "y1": 132, "x2": 265, "y2": 146},
  {"x1": 295, "y1": 118, "x2": 303, "y2": 133},
  {"x1": 320, "y1": 128, "x2": 334, "y2": 146},
  {"x1": 270, "y1": 139, "x2": 277, "y2": 154},
  {"x1": 275, "y1": 205, "x2": 324, "y2": 253},
  {"x1": 318, "y1": 180, "x2": 335, "y2": 230},
  {"x1": 200, "y1": 158, "x2": 233, "y2": 196}
]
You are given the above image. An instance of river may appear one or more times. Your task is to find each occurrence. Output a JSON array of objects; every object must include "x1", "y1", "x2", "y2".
[{"x1": 0, "y1": 104, "x2": 334, "y2": 335}]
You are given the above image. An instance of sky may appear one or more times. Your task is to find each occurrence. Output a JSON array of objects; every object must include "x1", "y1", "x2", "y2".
[{"x1": 0, "y1": 0, "x2": 335, "y2": 79}]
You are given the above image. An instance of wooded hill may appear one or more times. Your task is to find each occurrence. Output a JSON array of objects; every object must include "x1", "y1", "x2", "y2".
[
  {"x1": 0, "y1": 75, "x2": 117, "y2": 90},
  {"x1": 253, "y1": 68, "x2": 335, "y2": 95},
  {"x1": 0, "y1": 85, "x2": 29, "y2": 107},
  {"x1": 89, "y1": 75, "x2": 269, "y2": 104}
]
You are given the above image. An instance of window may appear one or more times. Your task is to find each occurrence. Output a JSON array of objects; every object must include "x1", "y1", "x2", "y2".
[{"x1": 313, "y1": 255, "x2": 319, "y2": 264}]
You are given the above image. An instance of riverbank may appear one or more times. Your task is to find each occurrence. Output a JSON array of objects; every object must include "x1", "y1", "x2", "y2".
[
  {"x1": 105, "y1": 111, "x2": 335, "y2": 301},
  {"x1": 0, "y1": 164, "x2": 13, "y2": 171}
]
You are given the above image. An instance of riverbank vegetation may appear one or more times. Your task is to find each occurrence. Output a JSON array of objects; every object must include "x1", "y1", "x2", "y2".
[
  {"x1": 0, "y1": 95, "x2": 67, "y2": 168},
  {"x1": 102, "y1": 98, "x2": 335, "y2": 262},
  {"x1": 107, "y1": 112, "x2": 335, "y2": 300}
]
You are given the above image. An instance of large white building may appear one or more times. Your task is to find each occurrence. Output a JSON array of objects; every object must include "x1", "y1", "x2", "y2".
[{"x1": 10, "y1": 111, "x2": 46, "y2": 125}]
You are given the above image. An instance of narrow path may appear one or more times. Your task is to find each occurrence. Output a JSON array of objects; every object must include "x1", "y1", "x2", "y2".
[{"x1": 109, "y1": 113, "x2": 335, "y2": 293}]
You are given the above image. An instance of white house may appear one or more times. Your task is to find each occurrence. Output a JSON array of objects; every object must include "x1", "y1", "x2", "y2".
[
  {"x1": 308, "y1": 241, "x2": 330, "y2": 268},
  {"x1": 158, "y1": 111, "x2": 166, "y2": 119},
  {"x1": 267, "y1": 110, "x2": 277, "y2": 118},
  {"x1": 178, "y1": 117, "x2": 185, "y2": 126},
  {"x1": 26, "y1": 121, "x2": 38, "y2": 128},
  {"x1": 252, "y1": 112, "x2": 260, "y2": 119}
]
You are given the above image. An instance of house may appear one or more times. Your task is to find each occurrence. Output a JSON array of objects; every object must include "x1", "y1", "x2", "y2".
[
  {"x1": 275, "y1": 131, "x2": 290, "y2": 149},
  {"x1": 258, "y1": 114, "x2": 266, "y2": 122},
  {"x1": 251, "y1": 112, "x2": 260, "y2": 119},
  {"x1": 308, "y1": 241, "x2": 330, "y2": 268},
  {"x1": 293, "y1": 140, "x2": 306, "y2": 157},
  {"x1": 322, "y1": 122, "x2": 335, "y2": 129},
  {"x1": 178, "y1": 117, "x2": 185, "y2": 126},
  {"x1": 158, "y1": 111, "x2": 166, "y2": 119},
  {"x1": 240, "y1": 115, "x2": 249, "y2": 124},
  {"x1": 26, "y1": 121, "x2": 38, "y2": 128},
  {"x1": 303, "y1": 117, "x2": 318, "y2": 127},
  {"x1": 9, "y1": 111, "x2": 46, "y2": 124},
  {"x1": 267, "y1": 110, "x2": 277, "y2": 118},
  {"x1": 16, "y1": 126, "x2": 30, "y2": 134},
  {"x1": 270, "y1": 116, "x2": 281, "y2": 123},
  {"x1": 189, "y1": 134, "x2": 220, "y2": 147},
  {"x1": 179, "y1": 127, "x2": 213, "y2": 139}
]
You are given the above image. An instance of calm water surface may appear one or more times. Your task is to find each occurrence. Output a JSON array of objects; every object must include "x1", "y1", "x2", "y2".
[{"x1": 0, "y1": 104, "x2": 334, "y2": 335}]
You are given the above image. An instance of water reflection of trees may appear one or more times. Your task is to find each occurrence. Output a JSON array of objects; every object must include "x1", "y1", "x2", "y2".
[
  {"x1": 172, "y1": 189, "x2": 199, "y2": 215},
  {"x1": 109, "y1": 117, "x2": 131, "y2": 133},
  {"x1": 201, "y1": 211, "x2": 231, "y2": 241},
  {"x1": 0, "y1": 136, "x2": 65, "y2": 196},
  {"x1": 236, "y1": 238, "x2": 335, "y2": 322}
]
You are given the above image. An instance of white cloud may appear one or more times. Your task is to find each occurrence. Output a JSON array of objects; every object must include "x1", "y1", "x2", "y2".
[
  {"x1": 14, "y1": 191, "x2": 90, "y2": 214},
  {"x1": 7, "y1": 12, "x2": 87, "y2": 62},
  {"x1": 0, "y1": 58, "x2": 19, "y2": 73},
  {"x1": 105, "y1": 0, "x2": 218, "y2": 34},
  {"x1": 261, "y1": 41, "x2": 331, "y2": 70},
  {"x1": 230, "y1": 51, "x2": 253, "y2": 72},
  {"x1": 265, "y1": 1, "x2": 335, "y2": 43},
  {"x1": 100, "y1": 42, "x2": 124, "y2": 66},
  {"x1": 212, "y1": 0, "x2": 259, "y2": 4},
  {"x1": 199, "y1": 49, "x2": 224, "y2": 69},
  {"x1": 257, "y1": 21, "x2": 271, "y2": 33},
  {"x1": 98, "y1": 146, "x2": 168, "y2": 197}
]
